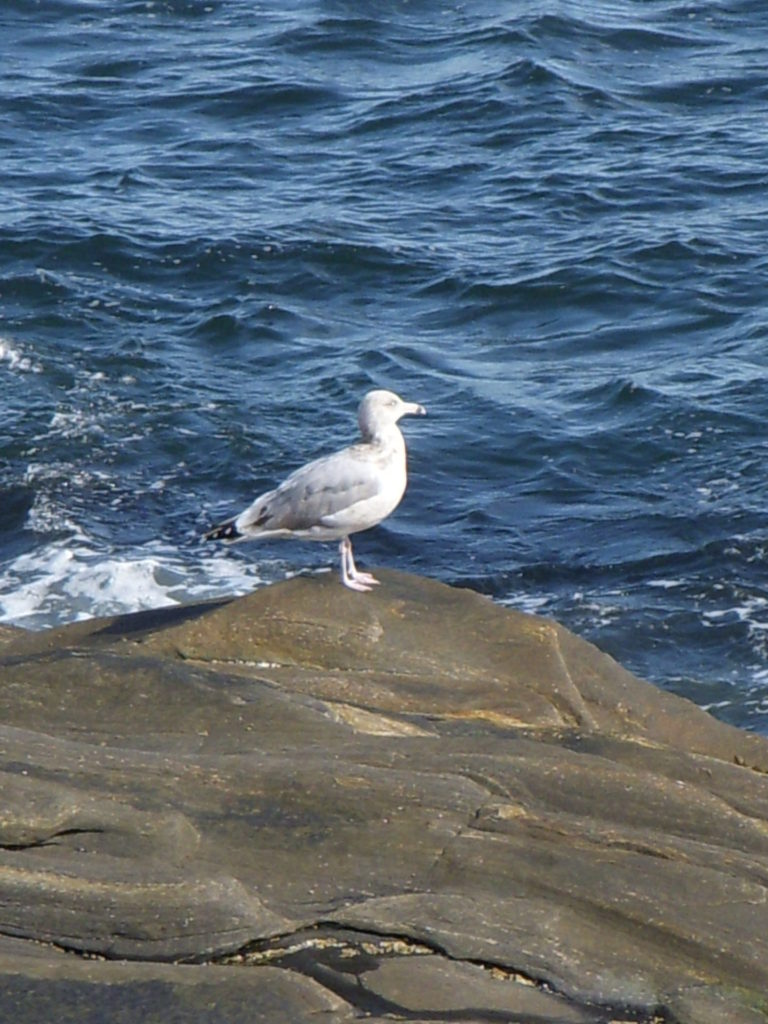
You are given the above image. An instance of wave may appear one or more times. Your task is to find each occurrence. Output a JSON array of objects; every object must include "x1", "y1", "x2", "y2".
[{"x1": 0, "y1": 534, "x2": 264, "y2": 630}]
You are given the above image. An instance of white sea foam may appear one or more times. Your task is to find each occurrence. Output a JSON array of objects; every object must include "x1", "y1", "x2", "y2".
[
  {"x1": 700, "y1": 595, "x2": 768, "y2": 683},
  {"x1": 505, "y1": 593, "x2": 551, "y2": 615},
  {"x1": 0, "y1": 540, "x2": 264, "y2": 630},
  {"x1": 20, "y1": 468, "x2": 93, "y2": 537},
  {"x1": 0, "y1": 337, "x2": 42, "y2": 374},
  {"x1": 48, "y1": 408, "x2": 106, "y2": 439},
  {"x1": 647, "y1": 578, "x2": 683, "y2": 589}
]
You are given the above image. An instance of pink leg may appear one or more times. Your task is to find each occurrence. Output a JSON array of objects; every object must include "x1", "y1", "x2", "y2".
[{"x1": 338, "y1": 537, "x2": 380, "y2": 591}]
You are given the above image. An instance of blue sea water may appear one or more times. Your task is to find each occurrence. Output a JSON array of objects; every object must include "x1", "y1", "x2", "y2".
[{"x1": 2, "y1": 0, "x2": 768, "y2": 732}]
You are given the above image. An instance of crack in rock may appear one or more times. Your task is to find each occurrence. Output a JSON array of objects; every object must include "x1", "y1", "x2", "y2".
[
  {"x1": 0, "y1": 828, "x2": 105, "y2": 852},
  {"x1": 215, "y1": 924, "x2": 663, "y2": 1024}
]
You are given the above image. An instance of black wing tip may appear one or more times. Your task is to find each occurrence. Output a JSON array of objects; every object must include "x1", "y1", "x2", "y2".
[{"x1": 204, "y1": 521, "x2": 242, "y2": 543}]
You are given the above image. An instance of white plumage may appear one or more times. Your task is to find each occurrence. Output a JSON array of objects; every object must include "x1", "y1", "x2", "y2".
[{"x1": 205, "y1": 389, "x2": 426, "y2": 591}]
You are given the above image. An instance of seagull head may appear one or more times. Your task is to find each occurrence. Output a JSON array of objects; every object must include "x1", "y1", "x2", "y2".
[{"x1": 358, "y1": 389, "x2": 426, "y2": 441}]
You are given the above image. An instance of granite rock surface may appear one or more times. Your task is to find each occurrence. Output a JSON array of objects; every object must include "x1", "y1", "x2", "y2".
[{"x1": 1, "y1": 571, "x2": 767, "y2": 1023}]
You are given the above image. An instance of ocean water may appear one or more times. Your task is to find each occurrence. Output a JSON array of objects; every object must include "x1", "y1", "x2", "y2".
[{"x1": 2, "y1": 0, "x2": 768, "y2": 733}]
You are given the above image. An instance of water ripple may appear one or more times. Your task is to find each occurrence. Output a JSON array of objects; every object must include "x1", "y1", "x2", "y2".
[{"x1": 3, "y1": 0, "x2": 768, "y2": 730}]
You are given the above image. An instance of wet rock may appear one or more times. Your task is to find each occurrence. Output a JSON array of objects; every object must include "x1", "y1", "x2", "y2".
[{"x1": 1, "y1": 570, "x2": 767, "y2": 1023}]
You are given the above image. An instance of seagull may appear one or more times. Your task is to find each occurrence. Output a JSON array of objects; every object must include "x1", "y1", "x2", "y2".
[{"x1": 204, "y1": 389, "x2": 426, "y2": 591}]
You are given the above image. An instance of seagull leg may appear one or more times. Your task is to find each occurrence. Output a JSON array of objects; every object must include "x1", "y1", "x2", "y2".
[
  {"x1": 344, "y1": 537, "x2": 380, "y2": 588},
  {"x1": 338, "y1": 537, "x2": 379, "y2": 591},
  {"x1": 339, "y1": 537, "x2": 370, "y2": 591}
]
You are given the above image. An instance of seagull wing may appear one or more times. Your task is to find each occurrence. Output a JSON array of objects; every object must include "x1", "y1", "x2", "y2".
[{"x1": 235, "y1": 444, "x2": 383, "y2": 535}]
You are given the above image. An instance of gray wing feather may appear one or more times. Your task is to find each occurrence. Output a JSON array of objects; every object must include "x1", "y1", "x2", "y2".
[{"x1": 236, "y1": 445, "x2": 381, "y2": 534}]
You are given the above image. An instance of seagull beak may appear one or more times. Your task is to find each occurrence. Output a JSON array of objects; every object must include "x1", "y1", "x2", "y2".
[{"x1": 404, "y1": 402, "x2": 426, "y2": 416}]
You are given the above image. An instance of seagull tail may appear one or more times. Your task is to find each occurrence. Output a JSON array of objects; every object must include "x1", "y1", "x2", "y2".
[{"x1": 204, "y1": 518, "x2": 243, "y2": 543}]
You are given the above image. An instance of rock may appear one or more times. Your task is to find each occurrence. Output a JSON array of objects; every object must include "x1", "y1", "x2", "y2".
[
  {"x1": 0, "y1": 934, "x2": 353, "y2": 1024},
  {"x1": 1, "y1": 570, "x2": 767, "y2": 1023},
  {"x1": 0, "y1": 623, "x2": 24, "y2": 650}
]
